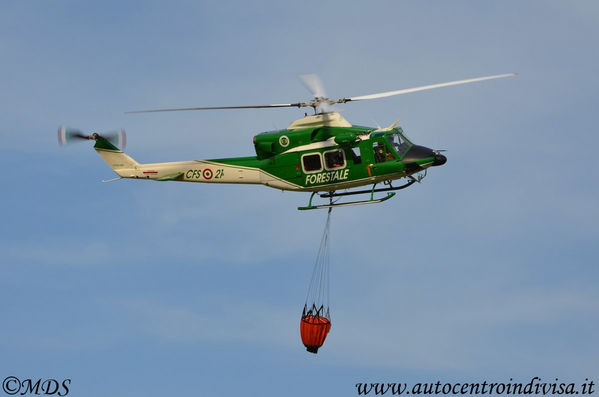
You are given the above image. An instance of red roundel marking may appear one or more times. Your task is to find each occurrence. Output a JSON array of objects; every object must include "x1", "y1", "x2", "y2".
[{"x1": 202, "y1": 168, "x2": 213, "y2": 179}]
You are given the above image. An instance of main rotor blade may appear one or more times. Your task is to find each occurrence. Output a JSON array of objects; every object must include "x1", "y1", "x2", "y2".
[
  {"x1": 126, "y1": 103, "x2": 303, "y2": 114},
  {"x1": 344, "y1": 73, "x2": 517, "y2": 102},
  {"x1": 126, "y1": 72, "x2": 516, "y2": 115},
  {"x1": 299, "y1": 74, "x2": 338, "y2": 112},
  {"x1": 299, "y1": 73, "x2": 327, "y2": 98}
]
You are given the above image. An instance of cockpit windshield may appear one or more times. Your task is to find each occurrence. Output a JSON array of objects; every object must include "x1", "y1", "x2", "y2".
[{"x1": 387, "y1": 132, "x2": 410, "y2": 157}]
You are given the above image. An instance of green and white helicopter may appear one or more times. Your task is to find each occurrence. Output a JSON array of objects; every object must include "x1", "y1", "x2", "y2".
[{"x1": 59, "y1": 73, "x2": 515, "y2": 210}]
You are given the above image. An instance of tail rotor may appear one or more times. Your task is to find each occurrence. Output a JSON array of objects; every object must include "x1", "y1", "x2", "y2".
[{"x1": 57, "y1": 126, "x2": 126, "y2": 149}]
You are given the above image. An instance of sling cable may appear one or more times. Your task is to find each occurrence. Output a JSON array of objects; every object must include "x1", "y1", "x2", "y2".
[{"x1": 300, "y1": 208, "x2": 333, "y2": 354}]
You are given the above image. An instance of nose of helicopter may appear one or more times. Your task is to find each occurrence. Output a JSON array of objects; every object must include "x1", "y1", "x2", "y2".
[
  {"x1": 433, "y1": 152, "x2": 447, "y2": 166},
  {"x1": 403, "y1": 145, "x2": 447, "y2": 166}
]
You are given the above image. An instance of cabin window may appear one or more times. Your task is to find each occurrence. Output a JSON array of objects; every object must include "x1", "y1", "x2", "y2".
[
  {"x1": 350, "y1": 147, "x2": 361, "y2": 164},
  {"x1": 302, "y1": 153, "x2": 323, "y2": 173},
  {"x1": 324, "y1": 149, "x2": 346, "y2": 170},
  {"x1": 373, "y1": 141, "x2": 395, "y2": 163},
  {"x1": 387, "y1": 132, "x2": 410, "y2": 157}
]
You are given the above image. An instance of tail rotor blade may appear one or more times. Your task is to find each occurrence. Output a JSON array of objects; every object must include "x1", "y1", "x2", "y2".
[
  {"x1": 57, "y1": 126, "x2": 126, "y2": 149},
  {"x1": 58, "y1": 126, "x2": 90, "y2": 145},
  {"x1": 103, "y1": 129, "x2": 126, "y2": 149}
]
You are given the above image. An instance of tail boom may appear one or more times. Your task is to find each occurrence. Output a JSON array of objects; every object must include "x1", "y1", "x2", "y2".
[{"x1": 93, "y1": 138, "x2": 300, "y2": 190}]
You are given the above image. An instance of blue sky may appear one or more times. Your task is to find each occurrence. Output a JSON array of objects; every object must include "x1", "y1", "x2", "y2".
[{"x1": 1, "y1": 1, "x2": 598, "y2": 396}]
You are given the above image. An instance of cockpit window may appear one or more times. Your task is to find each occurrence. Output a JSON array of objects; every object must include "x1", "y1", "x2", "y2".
[{"x1": 387, "y1": 132, "x2": 410, "y2": 157}]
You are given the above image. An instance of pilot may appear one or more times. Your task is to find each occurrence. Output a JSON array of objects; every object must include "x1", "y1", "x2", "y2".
[{"x1": 375, "y1": 147, "x2": 386, "y2": 163}]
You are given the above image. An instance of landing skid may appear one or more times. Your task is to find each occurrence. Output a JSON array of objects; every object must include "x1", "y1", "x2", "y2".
[
  {"x1": 298, "y1": 180, "x2": 415, "y2": 211},
  {"x1": 319, "y1": 179, "x2": 416, "y2": 198}
]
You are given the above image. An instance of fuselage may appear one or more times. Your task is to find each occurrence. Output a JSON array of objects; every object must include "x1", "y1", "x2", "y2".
[{"x1": 94, "y1": 112, "x2": 446, "y2": 192}]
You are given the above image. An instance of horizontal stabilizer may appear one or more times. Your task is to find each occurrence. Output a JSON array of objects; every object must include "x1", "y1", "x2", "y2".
[{"x1": 156, "y1": 172, "x2": 184, "y2": 181}]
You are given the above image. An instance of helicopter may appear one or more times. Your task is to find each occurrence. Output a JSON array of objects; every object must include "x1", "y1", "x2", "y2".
[{"x1": 59, "y1": 73, "x2": 516, "y2": 210}]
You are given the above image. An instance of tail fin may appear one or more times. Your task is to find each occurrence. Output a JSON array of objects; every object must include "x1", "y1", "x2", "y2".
[{"x1": 93, "y1": 134, "x2": 139, "y2": 176}]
